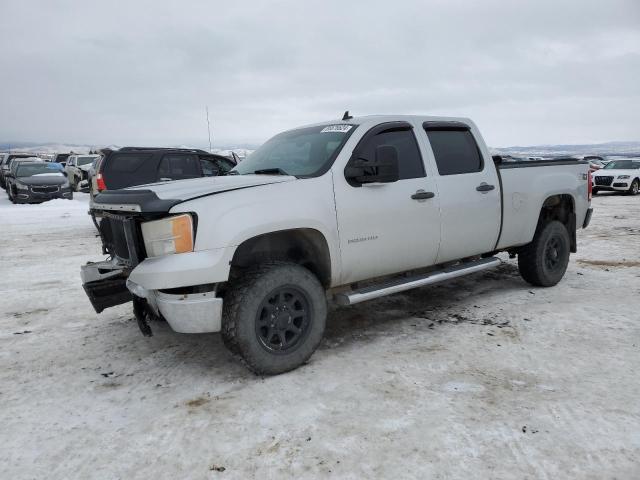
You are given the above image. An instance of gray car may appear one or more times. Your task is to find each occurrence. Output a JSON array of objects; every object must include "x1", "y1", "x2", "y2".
[{"x1": 5, "y1": 162, "x2": 73, "y2": 203}]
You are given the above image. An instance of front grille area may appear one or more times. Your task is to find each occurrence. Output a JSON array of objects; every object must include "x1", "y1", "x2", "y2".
[
  {"x1": 99, "y1": 214, "x2": 146, "y2": 266},
  {"x1": 31, "y1": 185, "x2": 59, "y2": 193},
  {"x1": 595, "y1": 176, "x2": 613, "y2": 186}
]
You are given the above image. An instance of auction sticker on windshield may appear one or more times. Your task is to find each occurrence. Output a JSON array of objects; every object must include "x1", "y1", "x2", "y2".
[{"x1": 321, "y1": 125, "x2": 353, "y2": 133}]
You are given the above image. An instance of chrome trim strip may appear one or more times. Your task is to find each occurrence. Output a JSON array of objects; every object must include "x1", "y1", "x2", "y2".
[{"x1": 91, "y1": 203, "x2": 142, "y2": 212}]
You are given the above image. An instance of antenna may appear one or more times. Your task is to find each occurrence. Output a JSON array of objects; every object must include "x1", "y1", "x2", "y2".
[
  {"x1": 206, "y1": 106, "x2": 213, "y2": 152},
  {"x1": 342, "y1": 110, "x2": 353, "y2": 121}
]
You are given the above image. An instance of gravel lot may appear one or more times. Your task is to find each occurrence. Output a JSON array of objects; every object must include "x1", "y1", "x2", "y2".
[{"x1": 1, "y1": 192, "x2": 638, "y2": 479}]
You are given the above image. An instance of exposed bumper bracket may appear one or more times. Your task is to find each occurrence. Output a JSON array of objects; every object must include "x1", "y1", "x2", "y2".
[{"x1": 133, "y1": 296, "x2": 153, "y2": 337}]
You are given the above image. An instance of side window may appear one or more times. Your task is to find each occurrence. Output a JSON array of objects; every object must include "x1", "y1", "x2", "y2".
[
  {"x1": 199, "y1": 158, "x2": 220, "y2": 176},
  {"x1": 158, "y1": 154, "x2": 201, "y2": 180},
  {"x1": 214, "y1": 158, "x2": 235, "y2": 174},
  {"x1": 354, "y1": 128, "x2": 425, "y2": 180},
  {"x1": 425, "y1": 129, "x2": 483, "y2": 175}
]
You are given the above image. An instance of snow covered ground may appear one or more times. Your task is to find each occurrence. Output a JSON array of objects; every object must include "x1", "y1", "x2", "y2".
[{"x1": 0, "y1": 192, "x2": 638, "y2": 479}]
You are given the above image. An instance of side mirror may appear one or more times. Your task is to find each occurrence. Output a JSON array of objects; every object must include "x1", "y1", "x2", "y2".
[{"x1": 345, "y1": 145, "x2": 400, "y2": 184}]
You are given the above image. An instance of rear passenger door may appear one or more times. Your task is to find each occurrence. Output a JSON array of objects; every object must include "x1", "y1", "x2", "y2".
[
  {"x1": 421, "y1": 122, "x2": 501, "y2": 263},
  {"x1": 157, "y1": 154, "x2": 202, "y2": 181}
]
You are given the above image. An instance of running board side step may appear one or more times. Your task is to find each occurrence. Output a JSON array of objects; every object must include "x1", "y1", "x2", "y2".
[{"x1": 334, "y1": 257, "x2": 502, "y2": 306}]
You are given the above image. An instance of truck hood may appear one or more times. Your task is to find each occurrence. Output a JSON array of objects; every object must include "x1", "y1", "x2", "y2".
[
  {"x1": 93, "y1": 174, "x2": 297, "y2": 213},
  {"x1": 131, "y1": 174, "x2": 296, "y2": 200}
]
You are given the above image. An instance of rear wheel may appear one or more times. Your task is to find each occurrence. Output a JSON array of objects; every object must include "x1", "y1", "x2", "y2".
[
  {"x1": 627, "y1": 179, "x2": 639, "y2": 196},
  {"x1": 518, "y1": 221, "x2": 570, "y2": 287},
  {"x1": 222, "y1": 262, "x2": 327, "y2": 375}
]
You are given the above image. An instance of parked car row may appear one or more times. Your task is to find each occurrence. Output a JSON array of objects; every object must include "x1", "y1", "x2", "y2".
[
  {"x1": 0, "y1": 154, "x2": 73, "y2": 204},
  {"x1": 1, "y1": 147, "x2": 238, "y2": 205}
]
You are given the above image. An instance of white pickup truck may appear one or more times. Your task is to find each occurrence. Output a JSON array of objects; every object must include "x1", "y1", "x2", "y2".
[{"x1": 81, "y1": 115, "x2": 593, "y2": 374}]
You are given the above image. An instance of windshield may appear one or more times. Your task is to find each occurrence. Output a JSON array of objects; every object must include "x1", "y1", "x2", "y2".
[
  {"x1": 603, "y1": 160, "x2": 640, "y2": 170},
  {"x1": 16, "y1": 163, "x2": 64, "y2": 177},
  {"x1": 77, "y1": 156, "x2": 96, "y2": 166},
  {"x1": 231, "y1": 124, "x2": 357, "y2": 177}
]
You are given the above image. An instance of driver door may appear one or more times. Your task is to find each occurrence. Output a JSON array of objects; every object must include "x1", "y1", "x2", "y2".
[{"x1": 332, "y1": 122, "x2": 442, "y2": 285}]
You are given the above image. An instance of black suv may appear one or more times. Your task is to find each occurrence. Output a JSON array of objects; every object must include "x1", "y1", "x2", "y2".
[{"x1": 90, "y1": 147, "x2": 236, "y2": 199}]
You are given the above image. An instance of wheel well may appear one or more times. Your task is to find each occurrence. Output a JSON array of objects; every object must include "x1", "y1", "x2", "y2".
[
  {"x1": 230, "y1": 229, "x2": 331, "y2": 287},
  {"x1": 537, "y1": 194, "x2": 577, "y2": 252}
]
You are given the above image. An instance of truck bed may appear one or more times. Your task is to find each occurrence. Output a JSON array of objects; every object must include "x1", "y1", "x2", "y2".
[{"x1": 495, "y1": 159, "x2": 589, "y2": 250}]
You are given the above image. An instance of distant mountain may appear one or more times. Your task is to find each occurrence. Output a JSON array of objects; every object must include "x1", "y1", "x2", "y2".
[
  {"x1": 0, "y1": 141, "x2": 255, "y2": 159},
  {"x1": 493, "y1": 141, "x2": 640, "y2": 158},
  {"x1": 4, "y1": 139, "x2": 638, "y2": 160}
]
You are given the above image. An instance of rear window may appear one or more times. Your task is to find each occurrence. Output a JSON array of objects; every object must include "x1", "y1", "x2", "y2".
[
  {"x1": 425, "y1": 129, "x2": 483, "y2": 175},
  {"x1": 77, "y1": 156, "x2": 96, "y2": 166},
  {"x1": 107, "y1": 154, "x2": 151, "y2": 173},
  {"x1": 103, "y1": 153, "x2": 155, "y2": 189}
]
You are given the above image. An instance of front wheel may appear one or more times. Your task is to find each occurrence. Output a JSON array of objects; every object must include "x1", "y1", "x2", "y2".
[
  {"x1": 627, "y1": 179, "x2": 639, "y2": 196},
  {"x1": 221, "y1": 262, "x2": 327, "y2": 375},
  {"x1": 518, "y1": 221, "x2": 571, "y2": 287}
]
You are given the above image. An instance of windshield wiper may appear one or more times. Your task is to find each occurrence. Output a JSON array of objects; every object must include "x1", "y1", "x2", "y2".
[{"x1": 253, "y1": 168, "x2": 290, "y2": 175}]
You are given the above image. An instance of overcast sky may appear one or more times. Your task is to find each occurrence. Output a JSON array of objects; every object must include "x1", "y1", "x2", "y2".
[{"x1": 1, "y1": 0, "x2": 639, "y2": 148}]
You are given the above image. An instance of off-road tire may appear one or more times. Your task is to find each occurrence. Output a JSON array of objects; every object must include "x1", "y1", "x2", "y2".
[
  {"x1": 627, "y1": 179, "x2": 639, "y2": 196},
  {"x1": 518, "y1": 220, "x2": 571, "y2": 287},
  {"x1": 221, "y1": 262, "x2": 327, "y2": 375}
]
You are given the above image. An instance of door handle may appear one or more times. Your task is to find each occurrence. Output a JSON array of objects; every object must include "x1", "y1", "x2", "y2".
[
  {"x1": 411, "y1": 190, "x2": 435, "y2": 200},
  {"x1": 476, "y1": 183, "x2": 495, "y2": 192}
]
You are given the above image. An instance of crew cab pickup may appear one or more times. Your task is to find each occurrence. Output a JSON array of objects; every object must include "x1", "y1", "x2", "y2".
[{"x1": 81, "y1": 115, "x2": 593, "y2": 374}]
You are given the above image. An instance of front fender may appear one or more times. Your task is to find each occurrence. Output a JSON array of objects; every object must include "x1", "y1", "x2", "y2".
[{"x1": 170, "y1": 174, "x2": 342, "y2": 285}]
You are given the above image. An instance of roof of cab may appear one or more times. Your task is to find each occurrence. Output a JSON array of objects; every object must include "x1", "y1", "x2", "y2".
[{"x1": 293, "y1": 114, "x2": 476, "y2": 131}]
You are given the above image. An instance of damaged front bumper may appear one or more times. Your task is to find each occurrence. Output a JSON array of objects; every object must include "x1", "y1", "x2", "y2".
[
  {"x1": 81, "y1": 258, "x2": 223, "y2": 334},
  {"x1": 81, "y1": 258, "x2": 132, "y2": 313},
  {"x1": 127, "y1": 279, "x2": 223, "y2": 334}
]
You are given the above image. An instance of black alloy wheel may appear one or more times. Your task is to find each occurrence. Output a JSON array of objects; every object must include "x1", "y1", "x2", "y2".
[{"x1": 255, "y1": 286, "x2": 312, "y2": 353}]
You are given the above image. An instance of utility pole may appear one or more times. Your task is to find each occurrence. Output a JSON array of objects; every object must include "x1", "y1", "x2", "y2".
[{"x1": 206, "y1": 106, "x2": 212, "y2": 152}]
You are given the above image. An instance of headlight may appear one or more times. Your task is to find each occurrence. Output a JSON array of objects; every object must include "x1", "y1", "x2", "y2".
[
  {"x1": 617, "y1": 175, "x2": 630, "y2": 179},
  {"x1": 15, "y1": 182, "x2": 28, "y2": 191},
  {"x1": 141, "y1": 214, "x2": 194, "y2": 257}
]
